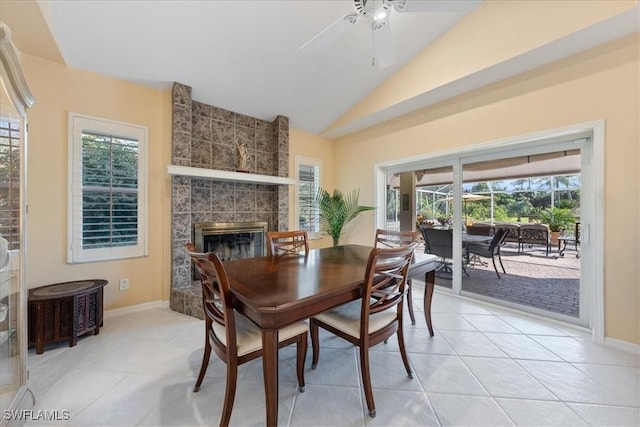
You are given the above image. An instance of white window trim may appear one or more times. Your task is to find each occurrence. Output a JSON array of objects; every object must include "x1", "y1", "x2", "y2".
[
  {"x1": 67, "y1": 113, "x2": 148, "y2": 263},
  {"x1": 294, "y1": 155, "x2": 322, "y2": 239}
]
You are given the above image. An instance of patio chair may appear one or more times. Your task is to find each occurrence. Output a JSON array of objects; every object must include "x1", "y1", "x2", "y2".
[
  {"x1": 494, "y1": 222, "x2": 520, "y2": 245},
  {"x1": 420, "y1": 227, "x2": 468, "y2": 277},
  {"x1": 466, "y1": 222, "x2": 494, "y2": 236},
  {"x1": 465, "y1": 228, "x2": 509, "y2": 279},
  {"x1": 519, "y1": 223, "x2": 551, "y2": 255}
]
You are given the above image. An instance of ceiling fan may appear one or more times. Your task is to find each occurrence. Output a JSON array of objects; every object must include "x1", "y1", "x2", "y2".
[{"x1": 300, "y1": 0, "x2": 479, "y2": 69}]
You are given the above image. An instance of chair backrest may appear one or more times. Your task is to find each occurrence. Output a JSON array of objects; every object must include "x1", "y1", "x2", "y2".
[
  {"x1": 374, "y1": 229, "x2": 418, "y2": 249},
  {"x1": 422, "y1": 227, "x2": 453, "y2": 258},
  {"x1": 185, "y1": 243, "x2": 238, "y2": 356},
  {"x1": 266, "y1": 231, "x2": 309, "y2": 257},
  {"x1": 494, "y1": 222, "x2": 520, "y2": 242},
  {"x1": 361, "y1": 242, "x2": 418, "y2": 333},
  {"x1": 519, "y1": 223, "x2": 550, "y2": 244},
  {"x1": 466, "y1": 223, "x2": 494, "y2": 236},
  {"x1": 489, "y1": 228, "x2": 510, "y2": 251}
]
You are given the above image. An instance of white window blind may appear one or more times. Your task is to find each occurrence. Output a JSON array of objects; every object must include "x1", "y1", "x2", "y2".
[
  {"x1": 296, "y1": 156, "x2": 321, "y2": 233},
  {"x1": 68, "y1": 114, "x2": 148, "y2": 263}
]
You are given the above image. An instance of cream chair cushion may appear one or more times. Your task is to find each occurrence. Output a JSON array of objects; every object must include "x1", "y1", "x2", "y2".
[
  {"x1": 312, "y1": 300, "x2": 396, "y2": 339},
  {"x1": 212, "y1": 313, "x2": 308, "y2": 357}
]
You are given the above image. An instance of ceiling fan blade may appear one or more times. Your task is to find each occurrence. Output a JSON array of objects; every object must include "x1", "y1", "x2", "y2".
[
  {"x1": 300, "y1": 12, "x2": 361, "y2": 54},
  {"x1": 372, "y1": 18, "x2": 395, "y2": 69},
  {"x1": 388, "y1": 0, "x2": 482, "y2": 13}
]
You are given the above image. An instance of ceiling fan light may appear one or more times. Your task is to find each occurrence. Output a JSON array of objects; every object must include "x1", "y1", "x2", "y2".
[{"x1": 374, "y1": 10, "x2": 388, "y2": 21}]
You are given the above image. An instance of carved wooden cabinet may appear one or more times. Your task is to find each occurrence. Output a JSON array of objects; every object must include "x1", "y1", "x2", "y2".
[{"x1": 28, "y1": 280, "x2": 107, "y2": 354}]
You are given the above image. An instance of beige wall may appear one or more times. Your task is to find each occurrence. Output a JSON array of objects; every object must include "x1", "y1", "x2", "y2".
[
  {"x1": 22, "y1": 54, "x2": 172, "y2": 310},
  {"x1": 332, "y1": 35, "x2": 640, "y2": 345},
  {"x1": 324, "y1": 0, "x2": 637, "y2": 135},
  {"x1": 21, "y1": 53, "x2": 336, "y2": 310},
  {"x1": 288, "y1": 128, "x2": 335, "y2": 249}
]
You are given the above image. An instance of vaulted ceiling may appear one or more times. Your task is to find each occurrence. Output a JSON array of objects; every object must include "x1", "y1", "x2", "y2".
[{"x1": 2, "y1": 1, "x2": 638, "y2": 137}]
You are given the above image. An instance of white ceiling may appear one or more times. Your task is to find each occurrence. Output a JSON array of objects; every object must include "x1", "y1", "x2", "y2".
[{"x1": 39, "y1": 0, "x2": 481, "y2": 134}]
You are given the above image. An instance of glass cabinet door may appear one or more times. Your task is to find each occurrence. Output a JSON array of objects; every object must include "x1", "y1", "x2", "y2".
[
  {"x1": 0, "y1": 81, "x2": 23, "y2": 413},
  {"x1": 0, "y1": 21, "x2": 35, "y2": 419}
]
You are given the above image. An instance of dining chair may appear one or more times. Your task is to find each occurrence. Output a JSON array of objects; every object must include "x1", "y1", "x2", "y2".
[
  {"x1": 266, "y1": 230, "x2": 309, "y2": 256},
  {"x1": 465, "y1": 228, "x2": 509, "y2": 279},
  {"x1": 184, "y1": 243, "x2": 308, "y2": 427},
  {"x1": 374, "y1": 228, "x2": 419, "y2": 324},
  {"x1": 310, "y1": 242, "x2": 419, "y2": 418}
]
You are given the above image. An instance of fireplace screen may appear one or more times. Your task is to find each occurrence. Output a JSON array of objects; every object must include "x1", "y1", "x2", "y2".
[{"x1": 193, "y1": 221, "x2": 268, "y2": 262}]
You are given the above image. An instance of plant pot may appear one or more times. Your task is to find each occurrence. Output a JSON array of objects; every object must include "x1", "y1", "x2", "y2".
[{"x1": 550, "y1": 231, "x2": 561, "y2": 246}]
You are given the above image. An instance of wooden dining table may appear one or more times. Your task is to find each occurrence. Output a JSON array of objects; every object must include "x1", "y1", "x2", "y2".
[{"x1": 222, "y1": 244, "x2": 438, "y2": 426}]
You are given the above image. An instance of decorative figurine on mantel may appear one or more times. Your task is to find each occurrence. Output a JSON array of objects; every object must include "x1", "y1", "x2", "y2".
[{"x1": 235, "y1": 139, "x2": 249, "y2": 172}]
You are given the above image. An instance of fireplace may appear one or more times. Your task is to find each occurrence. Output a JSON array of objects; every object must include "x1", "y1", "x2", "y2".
[
  {"x1": 193, "y1": 221, "x2": 268, "y2": 263},
  {"x1": 170, "y1": 82, "x2": 290, "y2": 319}
]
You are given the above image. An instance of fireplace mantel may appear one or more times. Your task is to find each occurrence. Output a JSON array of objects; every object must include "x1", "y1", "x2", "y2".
[{"x1": 167, "y1": 165, "x2": 296, "y2": 185}]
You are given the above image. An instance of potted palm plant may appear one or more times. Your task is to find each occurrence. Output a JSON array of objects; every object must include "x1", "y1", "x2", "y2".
[
  {"x1": 539, "y1": 207, "x2": 576, "y2": 245},
  {"x1": 316, "y1": 188, "x2": 375, "y2": 247}
]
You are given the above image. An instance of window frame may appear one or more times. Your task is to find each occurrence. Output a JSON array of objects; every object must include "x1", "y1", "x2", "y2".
[
  {"x1": 295, "y1": 155, "x2": 322, "y2": 237},
  {"x1": 67, "y1": 113, "x2": 148, "y2": 263}
]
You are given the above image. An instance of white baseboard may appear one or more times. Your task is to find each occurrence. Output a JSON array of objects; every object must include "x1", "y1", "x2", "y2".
[
  {"x1": 104, "y1": 300, "x2": 169, "y2": 319},
  {"x1": 605, "y1": 336, "x2": 640, "y2": 356}
]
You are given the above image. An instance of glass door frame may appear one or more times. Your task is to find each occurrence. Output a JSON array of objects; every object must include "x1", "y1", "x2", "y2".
[{"x1": 374, "y1": 121, "x2": 604, "y2": 343}]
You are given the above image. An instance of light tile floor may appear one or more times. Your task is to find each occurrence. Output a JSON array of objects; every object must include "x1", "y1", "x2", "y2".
[{"x1": 23, "y1": 286, "x2": 639, "y2": 426}]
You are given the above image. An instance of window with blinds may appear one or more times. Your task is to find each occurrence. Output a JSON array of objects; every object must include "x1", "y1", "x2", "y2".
[
  {"x1": 296, "y1": 156, "x2": 321, "y2": 233},
  {"x1": 0, "y1": 118, "x2": 20, "y2": 250},
  {"x1": 68, "y1": 114, "x2": 148, "y2": 263}
]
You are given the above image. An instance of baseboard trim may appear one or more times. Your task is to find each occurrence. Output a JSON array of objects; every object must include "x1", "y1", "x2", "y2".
[
  {"x1": 104, "y1": 300, "x2": 169, "y2": 319},
  {"x1": 604, "y1": 336, "x2": 640, "y2": 356}
]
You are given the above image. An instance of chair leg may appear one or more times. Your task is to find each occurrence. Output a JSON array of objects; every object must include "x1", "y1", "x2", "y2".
[
  {"x1": 359, "y1": 346, "x2": 376, "y2": 418},
  {"x1": 220, "y1": 363, "x2": 238, "y2": 427},
  {"x1": 296, "y1": 333, "x2": 308, "y2": 392},
  {"x1": 491, "y1": 256, "x2": 502, "y2": 279},
  {"x1": 310, "y1": 319, "x2": 320, "y2": 369},
  {"x1": 397, "y1": 324, "x2": 413, "y2": 380},
  {"x1": 497, "y1": 253, "x2": 506, "y2": 274},
  {"x1": 193, "y1": 336, "x2": 212, "y2": 392},
  {"x1": 406, "y1": 279, "x2": 416, "y2": 325}
]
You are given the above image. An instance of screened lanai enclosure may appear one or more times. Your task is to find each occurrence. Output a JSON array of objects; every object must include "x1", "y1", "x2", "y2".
[{"x1": 385, "y1": 148, "x2": 582, "y2": 322}]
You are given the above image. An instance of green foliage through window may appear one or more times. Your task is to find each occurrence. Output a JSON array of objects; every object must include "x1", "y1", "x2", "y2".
[
  {"x1": 0, "y1": 118, "x2": 20, "y2": 250},
  {"x1": 81, "y1": 132, "x2": 139, "y2": 249}
]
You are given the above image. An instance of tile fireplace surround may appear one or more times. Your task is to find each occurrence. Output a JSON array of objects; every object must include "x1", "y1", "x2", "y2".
[{"x1": 170, "y1": 82, "x2": 290, "y2": 319}]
